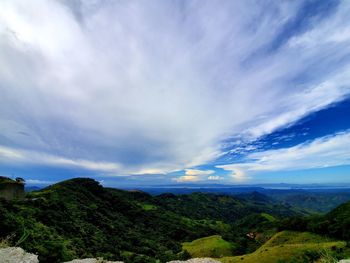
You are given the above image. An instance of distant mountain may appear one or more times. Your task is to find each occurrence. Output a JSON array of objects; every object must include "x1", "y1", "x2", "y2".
[
  {"x1": 130, "y1": 183, "x2": 350, "y2": 192},
  {"x1": 267, "y1": 191, "x2": 350, "y2": 213},
  {"x1": 134, "y1": 185, "x2": 350, "y2": 213},
  {"x1": 135, "y1": 186, "x2": 266, "y2": 195},
  {"x1": 25, "y1": 186, "x2": 42, "y2": 192},
  {"x1": 0, "y1": 178, "x2": 304, "y2": 263}
]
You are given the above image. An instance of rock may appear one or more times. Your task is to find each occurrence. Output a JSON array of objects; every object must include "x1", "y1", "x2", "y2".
[
  {"x1": 167, "y1": 258, "x2": 221, "y2": 263},
  {"x1": 63, "y1": 259, "x2": 123, "y2": 263},
  {"x1": 0, "y1": 247, "x2": 39, "y2": 263},
  {"x1": 0, "y1": 247, "x2": 220, "y2": 263}
]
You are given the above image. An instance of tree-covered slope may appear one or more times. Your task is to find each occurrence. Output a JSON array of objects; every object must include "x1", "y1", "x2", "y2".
[
  {"x1": 0, "y1": 178, "x2": 305, "y2": 263},
  {"x1": 153, "y1": 191, "x2": 306, "y2": 223},
  {"x1": 263, "y1": 191, "x2": 350, "y2": 213},
  {"x1": 323, "y1": 200, "x2": 350, "y2": 240},
  {"x1": 283, "y1": 199, "x2": 350, "y2": 242}
]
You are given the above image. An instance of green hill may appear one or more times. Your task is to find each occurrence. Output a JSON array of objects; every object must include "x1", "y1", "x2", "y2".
[
  {"x1": 177, "y1": 196, "x2": 350, "y2": 263},
  {"x1": 264, "y1": 191, "x2": 350, "y2": 213},
  {"x1": 0, "y1": 179, "x2": 216, "y2": 263},
  {"x1": 0, "y1": 178, "x2": 304, "y2": 263},
  {"x1": 182, "y1": 235, "x2": 235, "y2": 258},
  {"x1": 323, "y1": 200, "x2": 350, "y2": 240},
  {"x1": 154, "y1": 191, "x2": 306, "y2": 223},
  {"x1": 220, "y1": 231, "x2": 346, "y2": 263},
  {"x1": 283, "y1": 200, "x2": 350, "y2": 241}
]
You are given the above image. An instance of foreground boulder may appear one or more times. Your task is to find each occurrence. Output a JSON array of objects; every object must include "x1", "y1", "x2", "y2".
[
  {"x1": 0, "y1": 247, "x2": 220, "y2": 263},
  {"x1": 0, "y1": 247, "x2": 39, "y2": 263},
  {"x1": 0, "y1": 248, "x2": 125, "y2": 263}
]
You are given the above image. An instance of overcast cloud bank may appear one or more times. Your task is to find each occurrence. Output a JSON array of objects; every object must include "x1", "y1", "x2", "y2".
[{"x1": 0, "y1": 1, "x2": 349, "y2": 181}]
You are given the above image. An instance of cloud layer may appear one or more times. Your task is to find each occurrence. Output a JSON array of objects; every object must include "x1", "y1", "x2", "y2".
[
  {"x1": 218, "y1": 131, "x2": 350, "y2": 181},
  {"x1": 0, "y1": 1, "x2": 350, "y2": 177}
]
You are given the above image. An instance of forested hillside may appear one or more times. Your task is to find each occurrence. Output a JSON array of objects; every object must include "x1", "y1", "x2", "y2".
[
  {"x1": 2, "y1": 178, "x2": 350, "y2": 263},
  {"x1": 283, "y1": 199, "x2": 350, "y2": 241},
  {"x1": 0, "y1": 178, "x2": 302, "y2": 263}
]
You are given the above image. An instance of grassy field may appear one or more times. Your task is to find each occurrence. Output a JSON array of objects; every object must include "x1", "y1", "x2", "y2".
[
  {"x1": 260, "y1": 213, "x2": 276, "y2": 222},
  {"x1": 183, "y1": 235, "x2": 235, "y2": 258},
  {"x1": 219, "y1": 231, "x2": 346, "y2": 263},
  {"x1": 140, "y1": 203, "x2": 157, "y2": 211}
]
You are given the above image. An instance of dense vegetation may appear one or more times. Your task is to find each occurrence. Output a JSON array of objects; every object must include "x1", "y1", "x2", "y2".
[
  {"x1": 263, "y1": 190, "x2": 350, "y2": 213},
  {"x1": 0, "y1": 178, "x2": 303, "y2": 263},
  {"x1": 1, "y1": 178, "x2": 350, "y2": 263},
  {"x1": 143, "y1": 186, "x2": 350, "y2": 213},
  {"x1": 283, "y1": 199, "x2": 350, "y2": 241}
]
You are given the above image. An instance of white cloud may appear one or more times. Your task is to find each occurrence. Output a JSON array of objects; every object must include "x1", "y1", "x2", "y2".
[
  {"x1": 173, "y1": 169, "x2": 215, "y2": 182},
  {"x1": 218, "y1": 131, "x2": 350, "y2": 178},
  {"x1": 173, "y1": 175, "x2": 200, "y2": 183},
  {"x1": 0, "y1": 1, "x2": 350, "y2": 176},
  {"x1": 247, "y1": 75, "x2": 350, "y2": 138},
  {"x1": 288, "y1": 2, "x2": 350, "y2": 48},
  {"x1": 184, "y1": 169, "x2": 215, "y2": 176},
  {"x1": 207, "y1": 175, "x2": 223, "y2": 181},
  {"x1": 231, "y1": 169, "x2": 250, "y2": 182}
]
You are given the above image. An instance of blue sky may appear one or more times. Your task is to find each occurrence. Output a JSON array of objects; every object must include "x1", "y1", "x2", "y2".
[{"x1": 0, "y1": 0, "x2": 350, "y2": 186}]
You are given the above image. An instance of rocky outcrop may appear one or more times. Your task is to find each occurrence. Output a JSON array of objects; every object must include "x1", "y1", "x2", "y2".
[
  {"x1": 0, "y1": 248, "x2": 125, "y2": 263},
  {"x1": 0, "y1": 247, "x2": 38, "y2": 263},
  {"x1": 0, "y1": 177, "x2": 25, "y2": 200},
  {"x1": 0, "y1": 247, "x2": 222, "y2": 263},
  {"x1": 168, "y1": 259, "x2": 221, "y2": 263}
]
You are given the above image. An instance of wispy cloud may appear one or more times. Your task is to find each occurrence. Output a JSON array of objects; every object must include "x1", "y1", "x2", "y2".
[
  {"x1": 0, "y1": 1, "x2": 349, "y2": 177},
  {"x1": 0, "y1": 145, "x2": 122, "y2": 174},
  {"x1": 218, "y1": 131, "x2": 350, "y2": 180}
]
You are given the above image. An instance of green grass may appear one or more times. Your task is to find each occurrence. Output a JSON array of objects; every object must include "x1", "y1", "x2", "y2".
[
  {"x1": 182, "y1": 235, "x2": 235, "y2": 258},
  {"x1": 140, "y1": 204, "x2": 157, "y2": 211},
  {"x1": 260, "y1": 213, "x2": 276, "y2": 222},
  {"x1": 219, "y1": 231, "x2": 346, "y2": 263},
  {"x1": 264, "y1": 231, "x2": 333, "y2": 247}
]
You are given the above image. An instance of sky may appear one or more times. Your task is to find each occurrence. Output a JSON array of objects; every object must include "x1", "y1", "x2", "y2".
[{"x1": 0, "y1": 0, "x2": 350, "y2": 187}]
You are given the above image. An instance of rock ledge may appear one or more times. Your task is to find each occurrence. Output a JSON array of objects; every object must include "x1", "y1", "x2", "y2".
[{"x1": 0, "y1": 247, "x2": 39, "y2": 263}]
